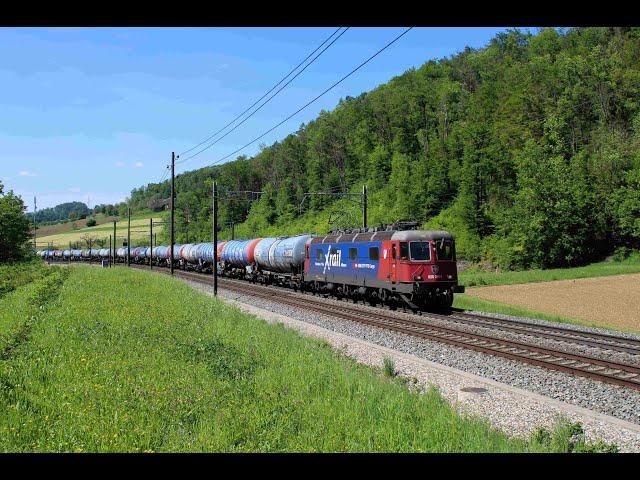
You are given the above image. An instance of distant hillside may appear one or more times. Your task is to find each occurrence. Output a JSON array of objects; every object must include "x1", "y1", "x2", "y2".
[
  {"x1": 36, "y1": 211, "x2": 162, "y2": 250},
  {"x1": 122, "y1": 27, "x2": 640, "y2": 269},
  {"x1": 27, "y1": 201, "x2": 90, "y2": 224},
  {"x1": 35, "y1": 213, "x2": 118, "y2": 238}
]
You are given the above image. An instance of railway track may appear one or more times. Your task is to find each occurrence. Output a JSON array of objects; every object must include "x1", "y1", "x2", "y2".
[
  {"x1": 123, "y1": 263, "x2": 640, "y2": 392},
  {"x1": 448, "y1": 309, "x2": 640, "y2": 356}
]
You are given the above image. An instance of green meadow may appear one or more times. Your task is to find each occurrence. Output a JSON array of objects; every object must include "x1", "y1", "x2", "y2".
[{"x1": 0, "y1": 263, "x2": 616, "y2": 452}]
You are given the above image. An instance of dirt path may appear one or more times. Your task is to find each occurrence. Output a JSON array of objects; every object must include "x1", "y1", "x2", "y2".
[{"x1": 466, "y1": 273, "x2": 640, "y2": 332}]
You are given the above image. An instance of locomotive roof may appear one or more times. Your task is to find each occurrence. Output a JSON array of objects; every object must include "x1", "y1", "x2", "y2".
[
  {"x1": 391, "y1": 230, "x2": 454, "y2": 241},
  {"x1": 310, "y1": 230, "x2": 453, "y2": 244}
]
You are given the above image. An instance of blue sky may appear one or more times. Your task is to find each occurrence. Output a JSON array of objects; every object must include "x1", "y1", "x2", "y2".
[{"x1": 0, "y1": 27, "x2": 533, "y2": 212}]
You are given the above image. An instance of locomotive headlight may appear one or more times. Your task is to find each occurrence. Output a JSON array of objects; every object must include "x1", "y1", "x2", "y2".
[
  {"x1": 414, "y1": 275, "x2": 422, "y2": 281},
  {"x1": 432, "y1": 265, "x2": 439, "y2": 274}
]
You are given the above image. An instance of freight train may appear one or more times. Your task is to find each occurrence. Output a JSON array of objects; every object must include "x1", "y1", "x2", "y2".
[{"x1": 37, "y1": 221, "x2": 464, "y2": 309}]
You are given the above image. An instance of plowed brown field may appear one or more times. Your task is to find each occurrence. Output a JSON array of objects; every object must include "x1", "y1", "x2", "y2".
[{"x1": 465, "y1": 273, "x2": 640, "y2": 331}]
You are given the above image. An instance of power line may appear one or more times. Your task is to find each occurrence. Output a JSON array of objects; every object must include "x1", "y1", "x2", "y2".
[
  {"x1": 177, "y1": 27, "x2": 346, "y2": 163},
  {"x1": 156, "y1": 165, "x2": 169, "y2": 184},
  {"x1": 207, "y1": 27, "x2": 413, "y2": 168}
]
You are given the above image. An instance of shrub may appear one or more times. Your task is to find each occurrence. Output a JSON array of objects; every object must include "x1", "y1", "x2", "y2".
[{"x1": 382, "y1": 357, "x2": 397, "y2": 377}]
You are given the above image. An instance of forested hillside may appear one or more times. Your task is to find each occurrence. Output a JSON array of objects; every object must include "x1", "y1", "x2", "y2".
[
  {"x1": 125, "y1": 27, "x2": 640, "y2": 269},
  {"x1": 26, "y1": 201, "x2": 90, "y2": 224}
]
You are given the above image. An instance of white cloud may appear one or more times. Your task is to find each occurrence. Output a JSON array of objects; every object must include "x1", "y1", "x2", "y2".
[
  {"x1": 18, "y1": 170, "x2": 37, "y2": 177},
  {"x1": 115, "y1": 161, "x2": 125, "y2": 167},
  {"x1": 134, "y1": 161, "x2": 144, "y2": 168}
]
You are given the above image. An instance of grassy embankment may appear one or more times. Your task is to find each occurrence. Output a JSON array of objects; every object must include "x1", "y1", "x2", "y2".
[
  {"x1": 0, "y1": 259, "x2": 54, "y2": 299},
  {"x1": 453, "y1": 254, "x2": 640, "y2": 330},
  {"x1": 0, "y1": 264, "x2": 615, "y2": 452},
  {"x1": 36, "y1": 211, "x2": 163, "y2": 250}
]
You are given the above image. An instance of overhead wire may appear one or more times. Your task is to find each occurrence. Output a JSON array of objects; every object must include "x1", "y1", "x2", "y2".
[
  {"x1": 177, "y1": 27, "x2": 347, "y2": 164},
  {"x1": 206, "y1": 27, "x2": 414, "y2": 168}
]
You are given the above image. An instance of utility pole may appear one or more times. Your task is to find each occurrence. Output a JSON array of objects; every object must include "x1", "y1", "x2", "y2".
[
  {"x1": 33, "y1": 196, "x2": 37, "y2": 250},
  {"x1": 112, "y1": 220, "x2": 116, "y2": 266},
  {"x1": 89, "y1": 238, "x2": 92, "y2": 266},
  {"x1": 149, "y1": 218, "x2": 153, "y2": 269},
  {"x1": 127, "y1": 207, "x2": 131, "y2": 267},
  {"x1": 170, "y1": 152, "x2": 175, "y2": 275},
  {"x1": 213, "y1": 180, "x2": 218, "y2": 296},
  {"x1": 362, "y1": 184, "x2": 368, "y2": 229},
  {"x1": 108, "y1": 235, "x2": 112, "y2": 268}
]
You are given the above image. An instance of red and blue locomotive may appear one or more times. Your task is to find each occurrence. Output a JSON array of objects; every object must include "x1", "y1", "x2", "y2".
[{"x1": 303, "y1": 221, "x2": 464, "y2": 309}]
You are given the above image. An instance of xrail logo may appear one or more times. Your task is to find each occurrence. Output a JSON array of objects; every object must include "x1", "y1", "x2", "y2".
[{"x1": 323, "y1": 246, "x2": 345, "y2": 274}]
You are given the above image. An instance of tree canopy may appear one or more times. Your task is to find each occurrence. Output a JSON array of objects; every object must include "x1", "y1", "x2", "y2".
[
  {"x1": 123, "y1": 27, "x2": 640, "y2": 269},
  {"x1": 0, "y1": 181, "x2": 33, "y2": 261}
]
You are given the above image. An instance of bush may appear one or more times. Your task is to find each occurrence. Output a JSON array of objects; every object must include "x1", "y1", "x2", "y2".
[
  {"x1": 382, "y1": 357, "x2": 397, "y2": 377},
  {"x1": 530, "y1": 418, "x2": 619, "y2": 453},
  {"x1": 612, "y1": 246, "x2": 632, "y2": 262},
  {"x1": 86, "y1": 218, "x2": 97, "y2": 227}
]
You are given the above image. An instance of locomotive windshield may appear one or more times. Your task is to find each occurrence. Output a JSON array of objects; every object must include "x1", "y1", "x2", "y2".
[
  {"x1": 436, "y1": 240, "x2": 454, "y2": 261},
  {"x1": 409, "y1": 241, "x2": 431, "y2": 261}
]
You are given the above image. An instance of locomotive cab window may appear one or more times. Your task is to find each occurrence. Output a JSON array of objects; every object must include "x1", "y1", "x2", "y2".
[
  {"x1": 436, "y1": 240, "x2": 454, "y2": 261},
  {"x1": 399, "y1": 242, "x2": 409, "y2": 260},
  {"x1": 349, "y1": 247, "x2": 358, "y2": 261},
  {"x1": 316, "y1": 249, "x2": 324, "y2": 261},
  {"x1": 369, "y1": 247, "x2": 379, "y2": 261},
  {"x1": 391, "y1": 244, "x2": 396, "y2": 259},
  {"x1": 409, "y1": 242, "x2": 431, "y2": 261}
]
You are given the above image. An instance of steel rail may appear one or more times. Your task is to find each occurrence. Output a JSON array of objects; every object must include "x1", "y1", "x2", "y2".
[{"x1": 448, "y1": 308, "x2": 640, "y2": 355}]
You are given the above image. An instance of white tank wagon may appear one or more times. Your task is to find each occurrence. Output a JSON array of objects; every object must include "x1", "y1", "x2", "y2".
[{"x1": 251, "y1": 234, "x2": 314, "y2": 286}]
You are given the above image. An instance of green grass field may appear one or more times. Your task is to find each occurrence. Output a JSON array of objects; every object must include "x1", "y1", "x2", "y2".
[
  {"x1": 0, "y1": 263, "x2": 615, "y2": 452},
  {"x1": 459, "y1": 254, "x2": 640, "y2": 288},
  {"x1": 35, "y1": 213, "x2": 118, "y2": 237}
]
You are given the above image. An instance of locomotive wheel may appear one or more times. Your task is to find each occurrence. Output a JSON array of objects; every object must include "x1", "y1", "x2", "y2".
[{"x1": 438, "y1": 291, "x2": 454, "y2": 308}]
